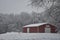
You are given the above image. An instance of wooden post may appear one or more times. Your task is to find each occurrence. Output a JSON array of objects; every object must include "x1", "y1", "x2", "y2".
[{"x1": 37, "y1": 27, "x2": 39, "y2": 33}]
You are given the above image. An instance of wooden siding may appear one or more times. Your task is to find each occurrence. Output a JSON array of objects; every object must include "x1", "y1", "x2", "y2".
[{"x1": 23, "y1": 24, "x2": 57, "y2": 33}]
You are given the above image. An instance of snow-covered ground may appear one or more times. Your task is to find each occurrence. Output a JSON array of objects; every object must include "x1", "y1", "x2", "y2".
[{"x1": 0, "y1": 32, "x2": 60, "y2": 40}]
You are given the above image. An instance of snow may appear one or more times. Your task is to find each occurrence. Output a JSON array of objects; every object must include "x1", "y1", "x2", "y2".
[
  {"x1": 23, "y1": 23, "x2": 48, "y2": 27},
  {"x1": 0, "y1": 32, "x2": 60, "y2": 40}
]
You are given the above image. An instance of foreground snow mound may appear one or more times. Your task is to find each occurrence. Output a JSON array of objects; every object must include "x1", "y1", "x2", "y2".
[{"x1": 0, "y1": 32, "x2": 60, "y2": 40}]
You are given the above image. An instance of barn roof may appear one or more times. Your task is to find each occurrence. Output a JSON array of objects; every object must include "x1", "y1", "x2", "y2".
[{"x1": 23, "y1": 23, "x2": 49, "y2": 27}]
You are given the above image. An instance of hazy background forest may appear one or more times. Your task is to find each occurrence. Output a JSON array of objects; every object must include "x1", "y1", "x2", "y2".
[
  {"x1": 0, "y1": 10, "x2": 60, "y2": 34},
  {"x1": 0, "y1": 0, "x2": 60, "y2": 34},
  {"x1": 0, "y1": 12, "x2": 49, "y2": 33}
]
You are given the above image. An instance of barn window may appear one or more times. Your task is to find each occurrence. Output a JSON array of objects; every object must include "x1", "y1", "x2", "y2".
[
  {"x1": 45, "y1": 25, "x2": 51, "y2": 33},
  {"x1": 27, "y1": 28, "x2": 30, "y2": 33}
]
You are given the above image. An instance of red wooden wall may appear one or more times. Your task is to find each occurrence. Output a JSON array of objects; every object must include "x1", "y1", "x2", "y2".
[{"x1": 23, "y1": 24, "x2": 57, "y2": 33}]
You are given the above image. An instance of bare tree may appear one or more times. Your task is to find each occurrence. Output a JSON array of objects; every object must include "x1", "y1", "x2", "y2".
[{"x1": 29, "y1": 0, "x2": 60, "y2": 31}]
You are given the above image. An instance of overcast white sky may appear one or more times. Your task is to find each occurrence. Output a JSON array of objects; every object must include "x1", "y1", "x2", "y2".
[{"x1": 0, "y1": 0, "x2": 45, "y2": 14}]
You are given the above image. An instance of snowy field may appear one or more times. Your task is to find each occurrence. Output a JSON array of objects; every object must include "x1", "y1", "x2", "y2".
[{"x1": 0, "y1": 32, "x2": 60, "y2": 40}]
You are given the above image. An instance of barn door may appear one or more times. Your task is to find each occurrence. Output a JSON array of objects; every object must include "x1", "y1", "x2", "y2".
[
  {"x1": 27, "y1": 28, "x2": 30, "y2": 33},
  {"x1": 45, "y1": 25, "x2": 51, "y2": 33}
]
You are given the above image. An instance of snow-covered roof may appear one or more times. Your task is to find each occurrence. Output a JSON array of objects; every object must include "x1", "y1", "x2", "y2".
[{"x1": 23, "y1": 23, "x2": 49, "y2": 27}]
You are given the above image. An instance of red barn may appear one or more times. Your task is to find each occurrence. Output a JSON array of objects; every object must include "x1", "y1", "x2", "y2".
[{"x1": 23, "y1": 23, "x2": 57, "y2": 33}]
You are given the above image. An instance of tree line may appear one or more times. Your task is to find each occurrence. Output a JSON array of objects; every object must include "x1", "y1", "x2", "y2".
[{"x1": 0, "y1": 0, "x2": 60, "y2": 34}]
